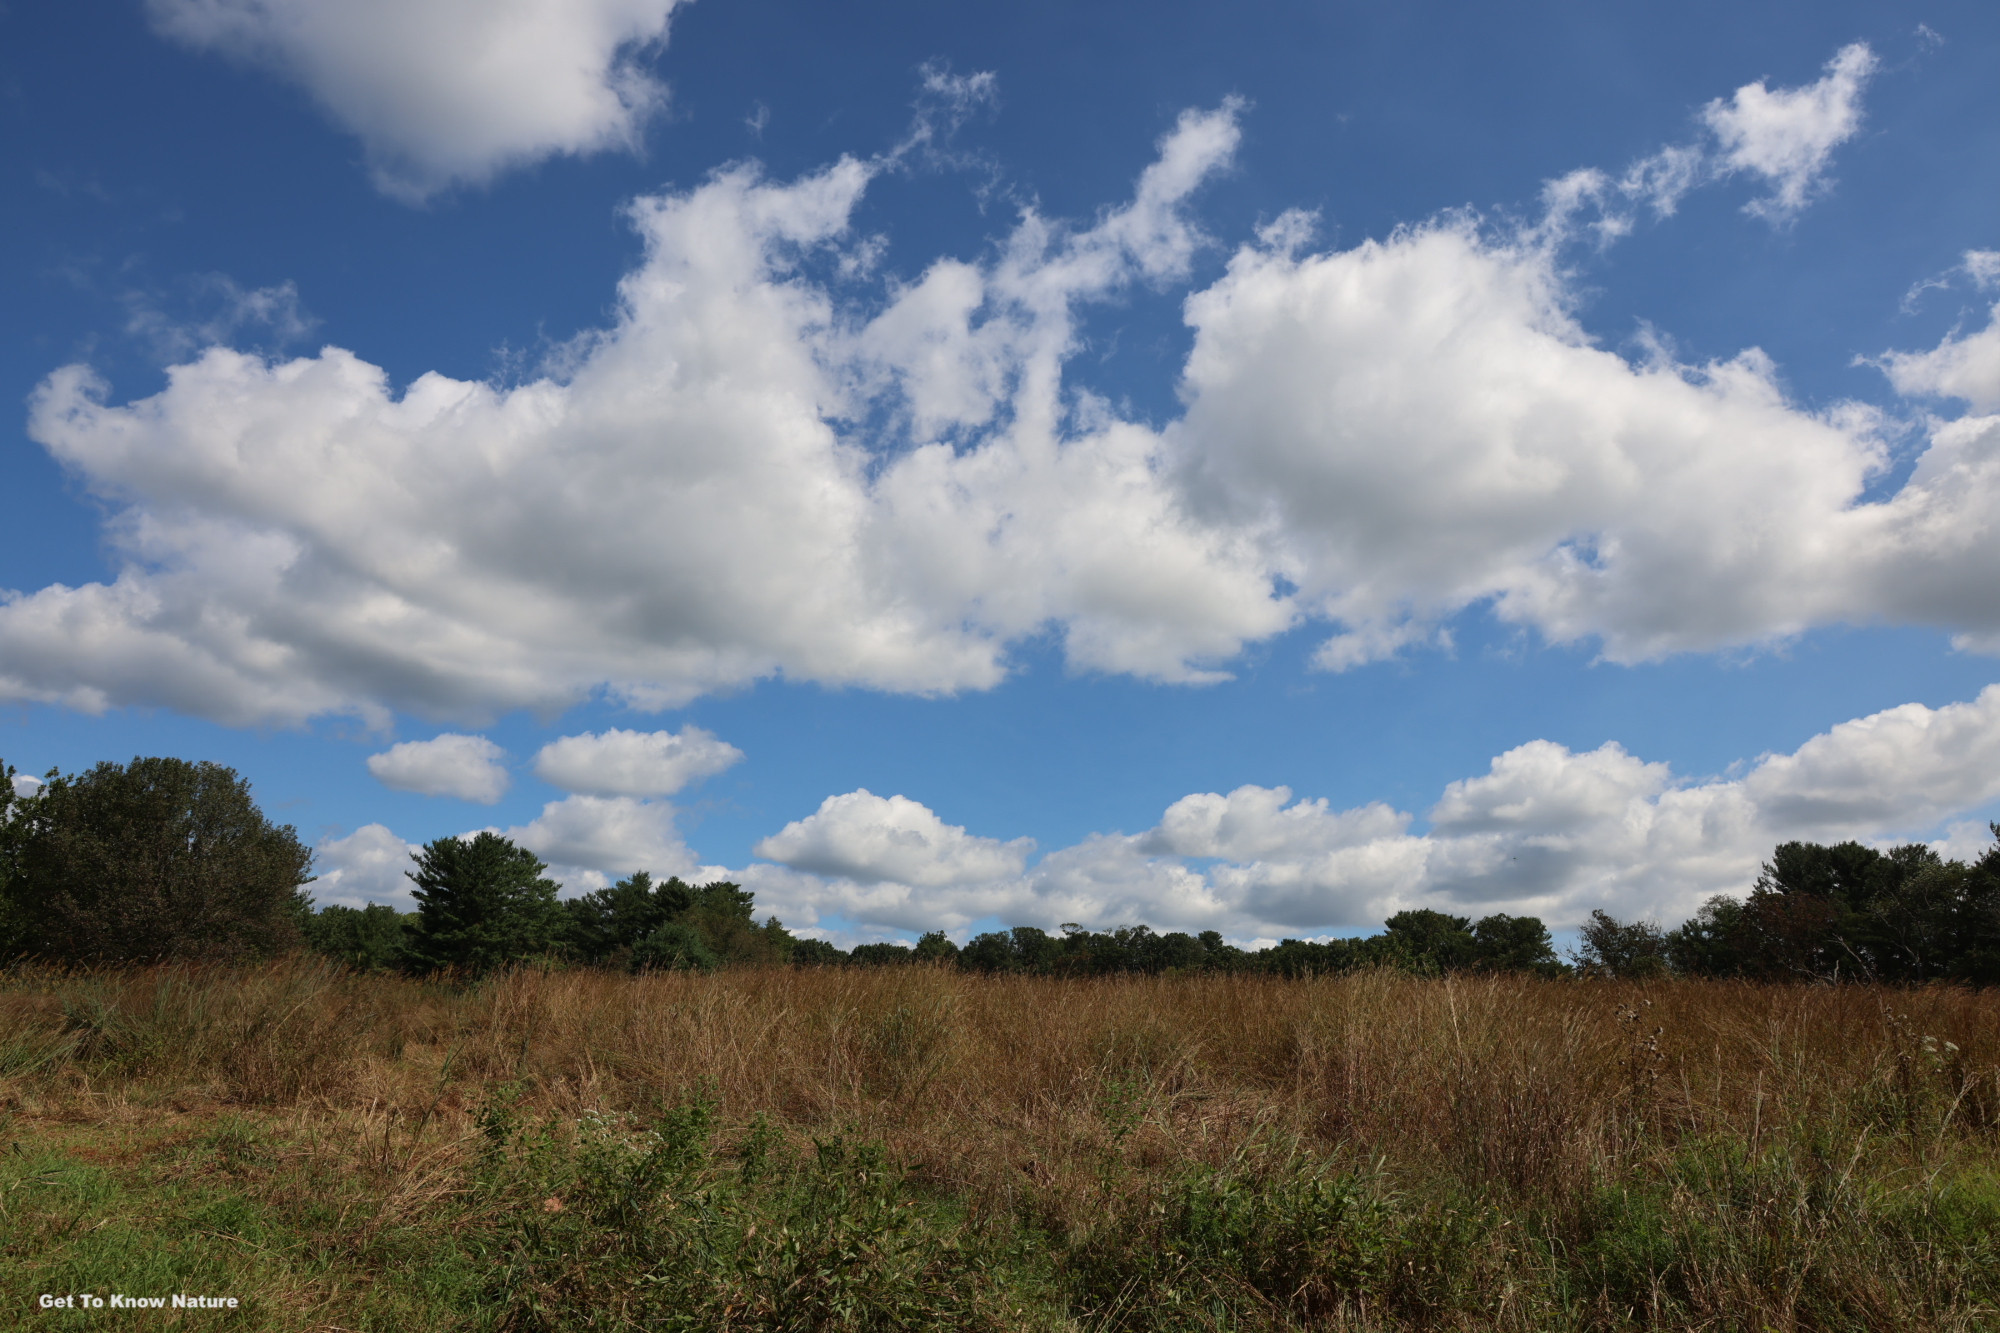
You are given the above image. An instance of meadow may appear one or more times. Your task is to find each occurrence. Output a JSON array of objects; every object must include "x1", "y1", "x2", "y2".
[{"x1": 0, "y1": 962, "x2": 1996, "y2": 1331}]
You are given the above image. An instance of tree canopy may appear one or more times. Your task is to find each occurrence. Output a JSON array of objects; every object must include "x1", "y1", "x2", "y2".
[
  {"x1": 0, "y1": 755, "x2": 312, "y2": 963},
  {"x1": 404, "y1": 831, "x2": 567, "y2": 975}
]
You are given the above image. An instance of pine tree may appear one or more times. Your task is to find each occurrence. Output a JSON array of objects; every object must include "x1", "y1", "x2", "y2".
[{"x1": 404, "y1": 832, "x2": 565, "y2": 975}]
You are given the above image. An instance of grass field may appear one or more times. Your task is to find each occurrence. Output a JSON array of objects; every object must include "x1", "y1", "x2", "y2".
[{"x1": 1, "y1": 961, "x2": 1996, "y2": 1330}]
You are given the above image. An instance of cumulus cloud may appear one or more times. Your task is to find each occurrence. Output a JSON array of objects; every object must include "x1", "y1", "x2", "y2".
[
  {"x1": 1167, "y1": 203, "x2": 2000, "y2": 668},
  {"x1": 747, "y1": 687, "x2": 2000, "y2": 940},
  {"x1": 499, "y1": 793, "x2": 708, "y2": 893},
  {"x1": 755, "y1": 789, "x2": 1033, "y2": 886},
  {"x1": 12, "y1": 46, "x2": 1997, "y2": 721},
  {"x1": 533, "y1": 726, "x2": 741, "y2": 797},
  {"x1": 329, "y1": 685, "x2": 2000, "y2": 933},
  {"x1": 147, "y1": 0, "x2": 683, "y2": 200},
  {"x1": 1700, "y1": 42, "x2": 1876, "y2": 223},
  {"x1": 366, "y1": 733, "x2": 509, "y2": 803},
  {"x1": 1879, "y1": 300, "x2": 2000, "y2": 412},
  {"x1": 5, "y1": 105, "x2": 1276, "y2": 723},
  {"x1": 1139, "y1": 785, "x2": 1406, "y2": 860},
  {"x1": 312, "y1": 822, "x2": 419, "y2": 907},
  {"x1": 1930, "y1": 819, "x2": 1997, "y2": 864},
  {"x1": 9, "y1": 772, "x2": 44, "y2": 799}
]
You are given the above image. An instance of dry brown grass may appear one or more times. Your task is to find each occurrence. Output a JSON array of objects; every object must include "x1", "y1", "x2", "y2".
[
  {"x1": 7, "y1": 962, "x2": 1999, "y2": 1185},
  {"x1": 3, "y1": 961, "x2": 1997, "y2": 1329}
]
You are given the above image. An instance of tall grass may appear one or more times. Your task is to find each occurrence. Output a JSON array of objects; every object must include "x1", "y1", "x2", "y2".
[{"x1": 2, "y1": 960, "x2": 1996, "y2": 1329}]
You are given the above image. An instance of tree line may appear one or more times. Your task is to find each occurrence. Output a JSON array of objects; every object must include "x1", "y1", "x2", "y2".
[{"x1": 5, "y1": 755, "x2": 1998, "y2": 983}]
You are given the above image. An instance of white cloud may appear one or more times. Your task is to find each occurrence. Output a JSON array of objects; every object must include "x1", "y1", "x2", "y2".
[
  {"x1": 1139, "y1": 785, "x2": 1405, "y2": 860},
  {"x1": 366, "y1": 733, "x2": 509, "y2": 803},
  {"x1": 147, "y1": 0, "x2": 683, "y2": 200},
  {"x1": 11, "y1": 50, "x2": 1999, "y2": 726},
  {"x1": 1700, "y1": 42, "x2": 1876, "y2": 223},
  {"x1": 9, "y1": 772, "x2": 44, "y2": 799},
  {"x1": 747, "y1": 686, "x2": 2000, "y2": 939},
  {"x1": 1930, "y1": 819, "x2": 1996, "y2": 865},
  {"x1": 1168, "y1": 220, "x2": 1899, "y2": 664},
  {"x1": 1740, "y1": 689, "x2": 2000, "y2": 828},
  {"x1": 1878, "y1": 305, "x2": 2000, "y2": 412},
  {"x1": 1166, "y1": 199, "x2": 2000, "y2": 670},
  {"x1": 1536, "y1": 43, "x2": 1874, "y2": 239},
  {"x1": 5, "y1": 106, "x2": 1279, "y2": 724},
  {"x1": 329, "y1": 685, "x2": 2000, "y2": 935},
  {"x1": 500, "y1": 793, "x2": 706, "y2": 893},
  {"x1": 1429, "y1": 741, "x2": 1670, "y2": 835},
  {"x1": 533, "y1": 726, "x2": 742, "y2": 797},
  {"x1": 312, "y1": 822, "x2": 419, "y2": 908},
  {"x1": 755, "y1": 789, "x2": 1033, "y2": 887}
]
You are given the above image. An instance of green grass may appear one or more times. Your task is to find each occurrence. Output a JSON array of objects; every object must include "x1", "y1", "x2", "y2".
[
  {"x1": 7, "y1": 1105, "x2": 1997, "y2": 1331},
  {"x1": 0, "y1": 1117, "x2": 493, "y2": 1331}
]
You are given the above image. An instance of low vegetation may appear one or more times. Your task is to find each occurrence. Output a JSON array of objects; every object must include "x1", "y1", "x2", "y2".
[{"x1": 2, "y1": 962, "x2": 1997, "y2": 1330}]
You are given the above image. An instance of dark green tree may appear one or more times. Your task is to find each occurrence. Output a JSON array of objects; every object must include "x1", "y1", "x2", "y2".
[
  {"x1": 404, "y1": 832, "x2": 565, "y2": 975},
  {"x1": 912, "y1": 930, "x2": 960, "y2": 963},
  {"x1": 0, "y1": 760, "x2": 39, "y2": 954},
  {"x1": 1468, "y1": 913, "x2": 1561, "y2": 974},
  {"x1": 304, "y1": 902, "x2": 413, "y2": 972},
  {"x1": 1664, "y1": 895, "x2": 1753, "y2": 976},
  {"x1": 1379, "y1": 910, "x2": 1476, "y2": 974},
  {"x1": 1, "y1": 756, "x2": 312, "y2": 963},
  {"x1": 790, "y1": 938, "x2": 847, "y2": 967},
  {"x1": 630, "y1": 920, "x2": 720, "y2": 972},
  {"x1": 849, "y1": 941, "x2": 916, "y2": 966},
  {"x1": 957, "y1": 931, "x2": 1017, "y2": 972},
  {"x1": 1573, "y1": 910, "x2": 1670, "y2": 979},
  {"x1": 1661, "y1": 834, "x2": 2000, "y2": 984},
  {"x1": 563, "y1": 870, "x2": 694, "y2": 965},
  {"x1": 1196, "y1": 930, "x2": 1250, "y2": 971},
  {"x1": 677, "y1": 880, "x2": 795, "y2": 965},
  {"x1": 1741, "y1": 840, "x2": 1891, "y2": 978},
  {"x1": 1009, "y1": 925, "x2": 1059, "y2": 970}
]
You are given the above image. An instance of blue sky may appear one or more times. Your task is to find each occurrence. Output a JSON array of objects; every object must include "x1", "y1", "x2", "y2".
[{"x1": 5, "y1": 0, "x2": 2000, "y2": 945}]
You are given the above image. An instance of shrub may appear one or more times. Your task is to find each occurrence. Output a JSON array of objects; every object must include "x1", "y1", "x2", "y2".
[
  {"x1": 790, "y1": 938, "x2": 846, "y2": 967},
  {"x1": 303, "y1": 903, "x2": 412, "y2": 972},
  {"x1": 487, "y1": 1095, "x2": 1024, "y2": 1330},
  {"x1": 848, "y1": 942, "x2": 915, "y2": 967},
  {"x1": 629, "y1": 921, "x2": 719, "y2": 973}
]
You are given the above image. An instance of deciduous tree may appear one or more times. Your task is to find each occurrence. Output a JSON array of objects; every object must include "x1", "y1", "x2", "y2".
[{"x1": 1, "y1": 756, "x2": 312, "y2": 963}]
